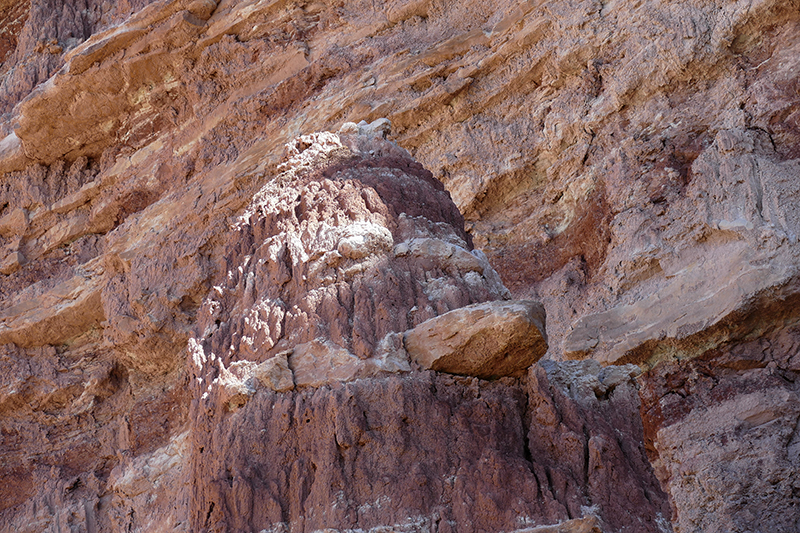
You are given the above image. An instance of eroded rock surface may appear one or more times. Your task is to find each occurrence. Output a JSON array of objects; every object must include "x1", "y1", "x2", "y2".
[
  {"x1": 190, "y1": 129, "x2": 510, "y2": 391},
  {"x1": 0, "y1": 123, "x2": 671, "y2": 531},
  {"x1": 188, "y1": 364, "x2": 668, "y2": 532},
  {"x1": 639, "y1": 327, "x2": 800, "y2": 533},
  {"x1": 1, "y1": 0, "x2": 799, "y2": 530}
]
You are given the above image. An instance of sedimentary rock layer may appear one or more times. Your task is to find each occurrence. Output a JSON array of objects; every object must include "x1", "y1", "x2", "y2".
[
  {"x1": 0, "y1": 125, "x2": 670, "y2": 531},
  {"x1": 0, "y1": 0, "x2": 799, "y2": 531}
]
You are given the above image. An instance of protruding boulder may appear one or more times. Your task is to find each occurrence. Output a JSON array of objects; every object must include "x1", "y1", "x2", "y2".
[{"x1": 404, "y1": 299, "x2": 547, "y2": 379}]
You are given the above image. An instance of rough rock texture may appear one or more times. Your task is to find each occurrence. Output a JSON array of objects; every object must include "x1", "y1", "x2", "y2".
[
  {"x1": 189, "y1": 367, "x2": 669, "y2": 533},
  {"x1": 0, "y1": 127, "x2": 670, "y2": 531},
  {"x1": 1, "y1": 0, "x2": 799, "y2": 530},
  {"x1": 639, "y1": 327, "x2": 800, "y2": 533},
  {"x1": 183, "y1": 132, "x2": 666, "y2": 531},
  {"x1": 1, "y1": 0, "x2": 797, "y2": 364},
  {"x1": 194, "y1": 129, "x2": 506, "y2": 368},
  {"x1": 188, "y1": 129, "x2": 510, "y2": 396}
]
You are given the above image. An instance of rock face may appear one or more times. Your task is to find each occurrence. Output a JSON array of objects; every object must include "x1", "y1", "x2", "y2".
[
  {"x1": 639, "y1": 328, "x2": 800, "y2": 533},
  {"x1": 184, "y1": 131, "x2": 666, "y2": 531},
  {"x1": 0, "y1": 124, "x2": 670, "y2": 532},
  {"x1": 189, "y1": 365, "x2": 669, "y2": 533},
  {"x1": 0, "y1": 0, "x2": 799, "y2": 531},
  {"x1": 188, "y1": 128, "x2": 512, "y2": 396}
]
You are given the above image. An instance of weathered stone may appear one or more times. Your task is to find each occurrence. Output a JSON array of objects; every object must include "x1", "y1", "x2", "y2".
[
  {"x1": 189, "y1": 129, "x2": 508, "y2": 393},
  {"x1": 513, "y1": 516, "x2": 602, "y2": 533},
  {"x1": 0, "y1": 251, "x2": 24, "y2": 275},
  {"x1": 639, "y1": 330, "x2": 800, "y2": 533},
  {"x1": 0, "y1": 0, "x2": 798, "y2": 530},
  {"x1": 50, "y1": 179, "x2": 102, "y2": 214},
  {"x1": 526, "y1": 360, "x2": 672, "y2": 533},
  {"x1": 252, "y1": 352, "x2": 295, "y2": 393},
  {"x1": 289, "y1": 337, "x2": 412, "y2": 389},
  {"x1": 404, "y1": 299, "x2": 547, "y2": 379},
  {"x1": 0, "y1": 257, "x2": 105, "y2": 346},
  {"x1": 357, "y1": 118, "x2": 393, "y2": 139},
  {"x1": 188, "y1": 366, "x2": 669, "y2": 532},
  {"x1": 289, "y1": 339, "x2": 374, "y2": 388},
  {"x1": 0, "y1": 208, "x2": 28, "y2": 237}
]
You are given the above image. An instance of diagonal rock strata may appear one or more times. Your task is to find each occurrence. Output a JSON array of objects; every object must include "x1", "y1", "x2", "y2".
[{"x1": 0, "y1": 0, "x2": 798, "y2": 530}]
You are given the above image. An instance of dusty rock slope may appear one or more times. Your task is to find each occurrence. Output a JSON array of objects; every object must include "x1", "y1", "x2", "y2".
[{"x1": 0, "y1": 0, "x2": 798, "y2": 531}]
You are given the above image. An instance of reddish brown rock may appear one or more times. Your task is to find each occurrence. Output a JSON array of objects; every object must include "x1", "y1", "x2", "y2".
[
  {"x1": 183, "y1": 132, "x2": 666, "y2": 532},
  {"x1": 0, "y1": 342, "x2": 190, "y2": 531},
  {"x1": 191, "y1": 372, "x2": 549, "y2": 532},
  {"x1": 526, "y1": 360, "x2": 671, "y2": 533},
  {"x1": 0, "y1": 0, "x2": 30, "y2": 66},
  {"x1": 189, "y1": 365, "x2": 669, "y2": 532},
  {"x1": 190, "y1": 129, "x2": 509, "y2": 381},
  {"x1": 0, "y1": 0, "x2": 798, "y2": 530},
  {"x1": 639, "y1": 325, "x2": 800, "y2": 533}
]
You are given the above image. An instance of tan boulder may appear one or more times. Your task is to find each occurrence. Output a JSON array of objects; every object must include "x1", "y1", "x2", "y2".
[{"x1": 404, "y1": 299, "x2": 547, "y2": 379}]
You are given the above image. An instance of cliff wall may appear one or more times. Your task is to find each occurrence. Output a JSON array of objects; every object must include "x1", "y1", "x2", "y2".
[{"x1": 0, "y1": 0, "x2": 798, "y2": 531}]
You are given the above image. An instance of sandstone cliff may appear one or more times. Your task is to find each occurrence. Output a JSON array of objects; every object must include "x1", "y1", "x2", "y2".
[{"x1": 1, "y1": 0, "x2": 799, "y2": 531}]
